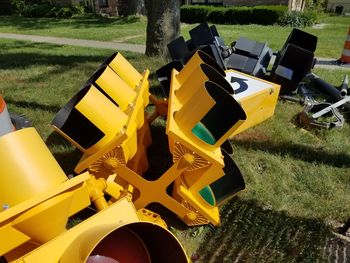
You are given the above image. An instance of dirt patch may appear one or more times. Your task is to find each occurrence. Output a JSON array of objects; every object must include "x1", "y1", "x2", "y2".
[{"x1": 312, "y1": 23, "x2": 328, "y2": 29}]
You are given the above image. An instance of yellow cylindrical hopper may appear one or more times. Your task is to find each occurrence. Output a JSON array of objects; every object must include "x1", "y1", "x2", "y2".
[
  {"x1": 0, "y1": 128, "x2": 67, "y2": 208},
  {"x1": 60, "y1": 222, "x2": 188, "y2": 263}
]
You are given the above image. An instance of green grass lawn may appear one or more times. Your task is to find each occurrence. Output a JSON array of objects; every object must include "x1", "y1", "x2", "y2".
[
  {"x1": 0, "y1": 15, "x2": 147, "y2": 42},
  {"x1": 1, "y1": 37, "x2": 350, "y2": 261},
  {"x1": 0, "y1": 14, "x2": 349, "y2": 58}
]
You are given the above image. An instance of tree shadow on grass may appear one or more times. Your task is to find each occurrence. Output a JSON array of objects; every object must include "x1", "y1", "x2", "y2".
[
  {"x1": 0, "y1": 45, "x2": 110, "y2": 87},
  {"x1": 232, "y1": 139, "x2": 350, "y2": 168},
  {"x1": 196, "y1": 197, "x2": 338, "y2": 263},
  {"x1": 4, "y1": 98, "x2": 61, "y2": 113},
  {"x1": 0, "y1": 50, "x2": 106, "y2": 70},
  {"x1": 0, "y1": 40, "x2": 57, "y2": 50}
]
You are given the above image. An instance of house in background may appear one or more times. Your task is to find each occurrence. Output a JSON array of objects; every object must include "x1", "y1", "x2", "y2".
[
  {"x1": 327, "y1": 0, "x2": 350, "y2": 13},
  {"x1": 0, "y1": 0, "x2": 129, "y2": 16},
  {"x1": 3, "y1": 0, "x2": 348, "y2": 16},
  {"x1": 188, "y1": 0, "x2": 288, "y2": 5},
  {"x1": 67, "y1": 0, "x2": 128, "y2": 16},
  {"x1": 92, "y1": 0, "x2": 128, "y2": 16},
  {"x1": 185, "y1": 0, "x2": 305, "y2": 11}
]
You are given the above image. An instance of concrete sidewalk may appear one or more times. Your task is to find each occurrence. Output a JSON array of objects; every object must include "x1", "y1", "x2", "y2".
[
  {"x1": 0, "y1": 33, "x2": 145, "y2": 53},
  {"x1": 315, "y1": 57, "x2": 350, "y2": 70},
  {"x1": 0, "y1": 33, "x2": 349, "y2": 70}
]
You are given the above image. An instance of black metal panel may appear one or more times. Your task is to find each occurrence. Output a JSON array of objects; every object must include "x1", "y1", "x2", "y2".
[
  {"x1": 282, "y1": 28, "x2": 318, "y2": 53},
  {"x1": 271, "y1": 44, "x2": 314, "y2": 94},
  {"x1": 226, "y1": 53, "x2": 258, "y2": 75},
  {"x1": 200, "y1": 81, "x2": 246, "y2": 142},
  {"x1": 210, "y1": 148, "x2": 245, "y2": 205},
  {"x1": 200, "y1": 63, "x2": 232, "y2": 94},
  {"x1": 167, "y1": 36, "x2": 190, "y2": 62},
  {"x1": 228, "y1": 37, "x2": 272, "y2": 77},
  {"x1": 189, "y1": 22, "x2": 214, "y2": 48},
  {"x1": 52, "y1": 85, "x2": 105, "y2": 150},
  {"x1": 155, "y1": 60, "x2": 184, "y2": 96},
  {"x1": 199, "y1": 44, "x2": 225, "y2": 71}
]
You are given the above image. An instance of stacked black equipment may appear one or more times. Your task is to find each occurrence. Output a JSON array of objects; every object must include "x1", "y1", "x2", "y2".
[{"x1": 270, "y1": 28, "x2": 318, "y2": 94}]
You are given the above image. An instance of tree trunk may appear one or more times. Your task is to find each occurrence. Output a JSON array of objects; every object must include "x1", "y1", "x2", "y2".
[
  {"x1": 128, "y1": 0, "x2": 146, "y2": 15},
  {"x1": 145, "y1": 0, "x2": 181, "y2": 57},
  {"x1": 288, "y1": 0, "x2": 306, "y2": 11}
]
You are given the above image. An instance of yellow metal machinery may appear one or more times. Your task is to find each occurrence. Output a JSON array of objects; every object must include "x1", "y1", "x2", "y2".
[
  {"x1": 51, "y1": 52, "x2": 220, "y2": 227},
  {"x1": 0, "y1": 50, "x2": 280, "y2": 262},
  {"x1": 49, "y1": 50, "x2": 280, "y2": 228},
  {"x1": 0, "y1": 128, "x2": 188, "y2": 262},
  {"x1": 52, "y1": 52, "x2": 149, "y2": 164},
  {"x1": 224, "y1": 69, "x2": 281, "y2": 137},
  {"x1": 166, "y1": 51, "x2": 280, "y2": 226}
]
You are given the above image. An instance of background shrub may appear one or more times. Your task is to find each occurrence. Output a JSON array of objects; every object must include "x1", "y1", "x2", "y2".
[
  {"x1": 252, "y1": 5, "x2": 287, "y2": 25},
  {"x1": 181, "y1": 5, "x2": 214, "y2": 23},
  {"x1": 10, "y1": 0, "x2": 88, "y2": 18},
  {"x1": 278, "y1": 11, "x2": 318, "y2": 27},
  {"x1": 224, "y1": 6, "x2": 253, "y2": 25},
  {"x1": 181, "y1": 5, "x2": 288, "y2": 25},
  {"x1": 207, "y1": 7, "x2": 226, "y2": 24}
]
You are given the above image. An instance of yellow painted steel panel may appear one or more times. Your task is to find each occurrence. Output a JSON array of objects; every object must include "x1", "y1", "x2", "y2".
[
  {"x1": 13, "y1": 198, "x2": 188, "y2": 263},
  {"x1": 108, "y1": 53, "x2": 143, "y2": 89},
  {"x1": 0, "y1": 128, "x2": 67, "y2": 207},
  {"x1": 224, "y1": 70, "x2": 281, "y2": 137},
  {"x1": 75, "y1": 85, "x2": 128, "y2": 153},
  {"x1": 0, "y1": 225, "x2": 30, "y2": 256},
  {"x1": 95, "y1": 66, "x2": 137, "y2": 111}
]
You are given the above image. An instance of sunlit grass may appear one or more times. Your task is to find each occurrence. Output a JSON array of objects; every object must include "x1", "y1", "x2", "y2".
[
  {"x1": 0, "y1": 38, "x2": 349, "y2": 260},
  {"x1": 0, "y1": 14, "x2": 349, "y2": 57},
  {"x1": 0, "y1": 15, "x2": 147, "y2": 42}
]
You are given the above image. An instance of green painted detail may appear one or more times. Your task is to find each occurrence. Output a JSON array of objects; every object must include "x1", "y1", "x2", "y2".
[
  {"x1": 199, "y1": 186, "x2": 216, "y2": 206},
  {"x1": 192, "y1": 122, "x2": 216, "y2": 145}
]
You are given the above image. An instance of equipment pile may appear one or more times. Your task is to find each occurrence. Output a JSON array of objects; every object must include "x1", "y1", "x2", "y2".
[{"x1": 157, "y1": 22, "x2": 350, "y2": 130}]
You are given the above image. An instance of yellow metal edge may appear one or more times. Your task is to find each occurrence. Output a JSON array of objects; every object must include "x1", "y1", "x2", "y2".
[
  {"x1": 224, "y1": 69, "x2": 281, "y2": 137},
  {"x1": 0, "y1": 172, "x2": 90, "y2": 224},
  {"x1": 14, "y1": 198, "x2": 139, "y2": 263},
  {"x1": 175, "y1": 181, "x2": 221, "y2": 226},
  {"x1": 166, "y1": 69, "x2": 224, "y2": 167},
  {"x1": 0, "y1": 225, "x2": 31, "y2": 256},
  {"x1": 126, "y1": 70, "x2": 149, "y2": 136},
  {"x1": 75, "y1": 70, "x2": 150, "y2": 174},
  {"x1": 75, "y1": 132, "x2": 128, "y2": 174},
  {"x1": 225, "y1": 69, "x2": 280, "y2": 85}
]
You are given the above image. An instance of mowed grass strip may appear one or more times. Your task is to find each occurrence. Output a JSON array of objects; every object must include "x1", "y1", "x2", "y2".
[
  {"x1": 0, "y1": 15, "x2": 147, "y2": 43},
  {"x1": 0, "y1": 15, "x2": 349, "y2": 57}
]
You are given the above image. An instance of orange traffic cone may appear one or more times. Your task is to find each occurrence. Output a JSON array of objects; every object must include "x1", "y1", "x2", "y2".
[
  {"x1": 340, "y1": 27, "x2": 350, "y2": 64},
  {"x1": 0, "y1": 95, "x2": 15, "y2": 136}
]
